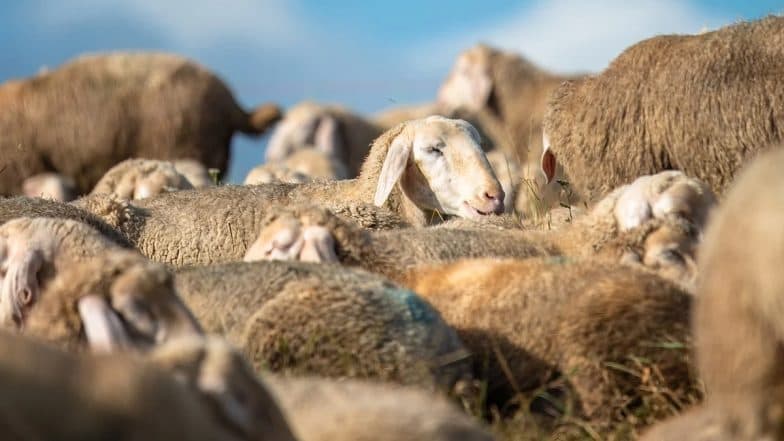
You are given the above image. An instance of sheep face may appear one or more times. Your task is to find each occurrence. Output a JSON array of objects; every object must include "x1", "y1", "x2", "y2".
[
  {"x1": 437, "y1": 45, "x2": 493, "y2": 114},
  {"x1": 244, "y1": 215, "x2": 337, "y2": 263},
  {"x1": 265, "y1": 103, "x2": 343, "y2": 163},
  {"x1": 113, "y1": 161, "x2": 193, "y2": 200},
  {"x1": 22, "y1": 173, "x2": 77, "y2": 202},
  {"x1": 375, "y1": 116, "x2": 505, "y2": 218}
]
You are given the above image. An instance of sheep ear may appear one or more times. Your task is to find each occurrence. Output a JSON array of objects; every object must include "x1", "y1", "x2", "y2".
[
  {"x1": 78, "y1": 294, "x2": 130, "y2": 352},
  {"x1": 1, "y1": 248, "x2": 43, "y2": 318},
  {"x1": 374, "y1": 135, "x2": 411, "y2": 206},
  {"x1": 541, "y1": 149, "x2": 556, "y2": 184},
  {"x1": 315, "y1": 116, "x2": 343, "y2": 158}
]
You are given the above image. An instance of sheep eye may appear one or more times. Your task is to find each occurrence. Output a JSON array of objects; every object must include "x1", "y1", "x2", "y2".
[
  {"x1": 427, "y1": 144, "x2": 444, "y2": 155},
  {"x1": 660, "y1": 249, "x2": 685, "y2": 264}
]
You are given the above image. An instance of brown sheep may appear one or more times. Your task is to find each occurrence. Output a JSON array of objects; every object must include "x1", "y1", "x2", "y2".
[
  {"x1": 245, "y1": 171, "x2": 714, "y2": 291},
  {"x1": 91, "y1": 158, "x2": 194, "y2": 200},
  {"x1": 641, "y1": 147, "x2": 784, "y2": 440},
  {"x1": 0, "y1": 52, "x2": 281, "y2": 195},
  {"x1": 0, "y1": 331, "x2": 296, "y2": 441},
  {"x1": 0, "y1": 217, "x2": 201, "y2": 352},
  {"x1": 265, "y1": 101, "x2": 383, "y2": 177},
  {"x1": 542, "y1": 16, "x2": 784, "y2": 202},
  {"x1": 402, "y1": 257, "x2": 696, "y2": 428},
  {"x1": 174, "y1": 260, "x2": 472, "y2": 391}
]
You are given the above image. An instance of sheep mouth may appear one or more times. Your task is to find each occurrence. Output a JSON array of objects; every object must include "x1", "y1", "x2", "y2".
[{"x1": 462, "y1": 202, "x2": 494, "y2": 217}]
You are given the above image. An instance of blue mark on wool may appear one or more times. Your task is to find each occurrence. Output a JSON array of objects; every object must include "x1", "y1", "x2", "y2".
[{"x1": 387, "y1": 288, "x2": 436, "y2": 325}]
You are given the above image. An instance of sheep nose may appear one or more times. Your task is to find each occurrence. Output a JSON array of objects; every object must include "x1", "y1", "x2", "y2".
[{"x1": 484, "y1": 191, "x2": 505, "y2": 214}]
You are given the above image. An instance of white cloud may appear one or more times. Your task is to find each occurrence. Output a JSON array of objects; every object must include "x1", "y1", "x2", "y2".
[
  {"x1": 36, "y1": 0, "x2": 313, "y2": 50},
  {"x1": 413, "y1": 0, "x2": 726, "y2": 75}
]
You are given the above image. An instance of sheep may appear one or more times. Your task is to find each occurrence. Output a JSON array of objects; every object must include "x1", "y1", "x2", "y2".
[
  {"x1": 402, "y1": 257, "x2": 696, "y2": 427},
  {"x1": 0, "y1": 331, "x2": 296, "y2": 441},
  {"x1": 0, "y1": 217, "x2": 201, "y2": 352},
  {"x1": 246, "y1": 149, "x2": 350, "y2": 185},
  {"x1": 0, "y1": 51, "x2": 282, "y2": 195},
  {"x1": 22, "y1": 172, "x2": 77, "y2": 201},
  {"x1": 91, "y1": 158, "x2": 195, "y2": 200},
  {"x1": 264, "y1": 374, "x2": 495, "y2": 441},
  {"x1": 173, "y1": 159, "x2": 215, "y2": 188},
  {"x1": 74, "y1": 116, "x2": 504, "y2": 267},
  {"x1": 245, "y1": 171, "x2": 714, "y2": 291},
  {"x1": 150, "y1": 334, "x2": 489, "y2": 441},
  {"x1": 0, "y1": 195, "x2": 132, "y2": 247},
  {"x1": 542, "y1": 16, "x2": 784, "y2": 202},
  {"x1": 640, "y1": 147, "x2": 784, "y2": 440},
  {"x1": 173, "y1": 260, "x2": 472, "y2": 391},
  {"x1": 265, "y1": 101, "x2": 384, "y2": 177}
]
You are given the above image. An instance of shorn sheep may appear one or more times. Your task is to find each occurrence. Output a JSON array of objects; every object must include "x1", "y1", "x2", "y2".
[
  {"x1": 0, "y1": 217, "x2": 201, "y2": 352},
  {"x1": 0, "y1": 331, "x2": 297, "y2": 440},
  {"x1": 174, "y1": 260, "x2": 471, "y2": 391},
  {"x1": 542, "y1": 16, "x2": 784, "y2": 201},
  {"x1": 641, "y1": 147, "x2": 784, "y2": 440},
  {"x1": 74, "y1": 116, "x2": 505, "y2": 267},
  {"x1": 245, "y1": 171, "x2": 715, "y2": 291},
  {"x1": 91, "y1": 158, "x2": 195, "y2": 200},
  {"x1": 265, "y1": 101, "x2": 384, "y2": 177},
  {"x1": 402, "y1": 257, "x2": 696, "y2": 429},
  {"x1": 0, "y1": 52, "x2": 281, "y2": 195}
]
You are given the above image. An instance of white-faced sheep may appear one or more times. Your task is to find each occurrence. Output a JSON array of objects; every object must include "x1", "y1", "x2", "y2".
[
  {"x1": 265, "y1": 101, "x2": 384, "y2": 177},
  {"x1": 0, "y1": 52, "x2": 281, "y2": 195},
  {"x1": 401, "y1": 257, "x2": 696, "y2": 428},
  {"x1": 542, "y1": 16, "x2": 784, "y2": 201},
  {"x1": 91, "y1": 158, "x2": 194, "y2": 200},
  {"x1": 22, "y1": 173, "x2": 77, "y2": 201},
  {"x1": 245, "y1": 171, "x2": 714, "y2": 291},
  {"x1": 264, "y1": 374, "x2": 495, "y2": 441},
  {"x1": 173, "y1": 260, "x2": 471, "y2": 391},
  {"x1": 74, "y1": 116, "x2": 504, "y2": 267},
  {"x1": 0, "y1": 331, "x2": 296, "y2": 441},
  {"x1": 641, "y1": 147, "x2": 784, "y2": 440},
  {"x1": 0, "y1": 217, "x2": 201, "y2": 352}
]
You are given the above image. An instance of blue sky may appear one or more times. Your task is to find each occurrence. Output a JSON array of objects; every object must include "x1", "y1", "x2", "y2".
[{"x1": 2, "y1": 1, "x2": 781, "y2": 182}]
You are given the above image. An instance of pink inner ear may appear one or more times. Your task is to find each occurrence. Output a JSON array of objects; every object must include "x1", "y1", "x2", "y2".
[{"x1": 542, "y1": 150, "x2": 556, "y2": 184}]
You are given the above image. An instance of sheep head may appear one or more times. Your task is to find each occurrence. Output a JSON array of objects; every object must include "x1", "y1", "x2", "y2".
[
  {"x1": 92, "y1": 159, "x2": 194, "y2": 200},
  {"x1": 437, "y1": 44, "x2": 494, "y2": 114},
  {"x1": 244, "y1": 207, "x2": 339, "y2": 263},
  {"x1": 148, "y1": 335, "x2": 296, "y2": 441},
  {"x1": 374, "y1": 116, "x2": 505, "y2": 218},
  {"x1": 265, "y1": 102, "x2": 346, "y2": 163},
  {"x1": 12, "y1": 249, "x2": 201, "y2": 351}
]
